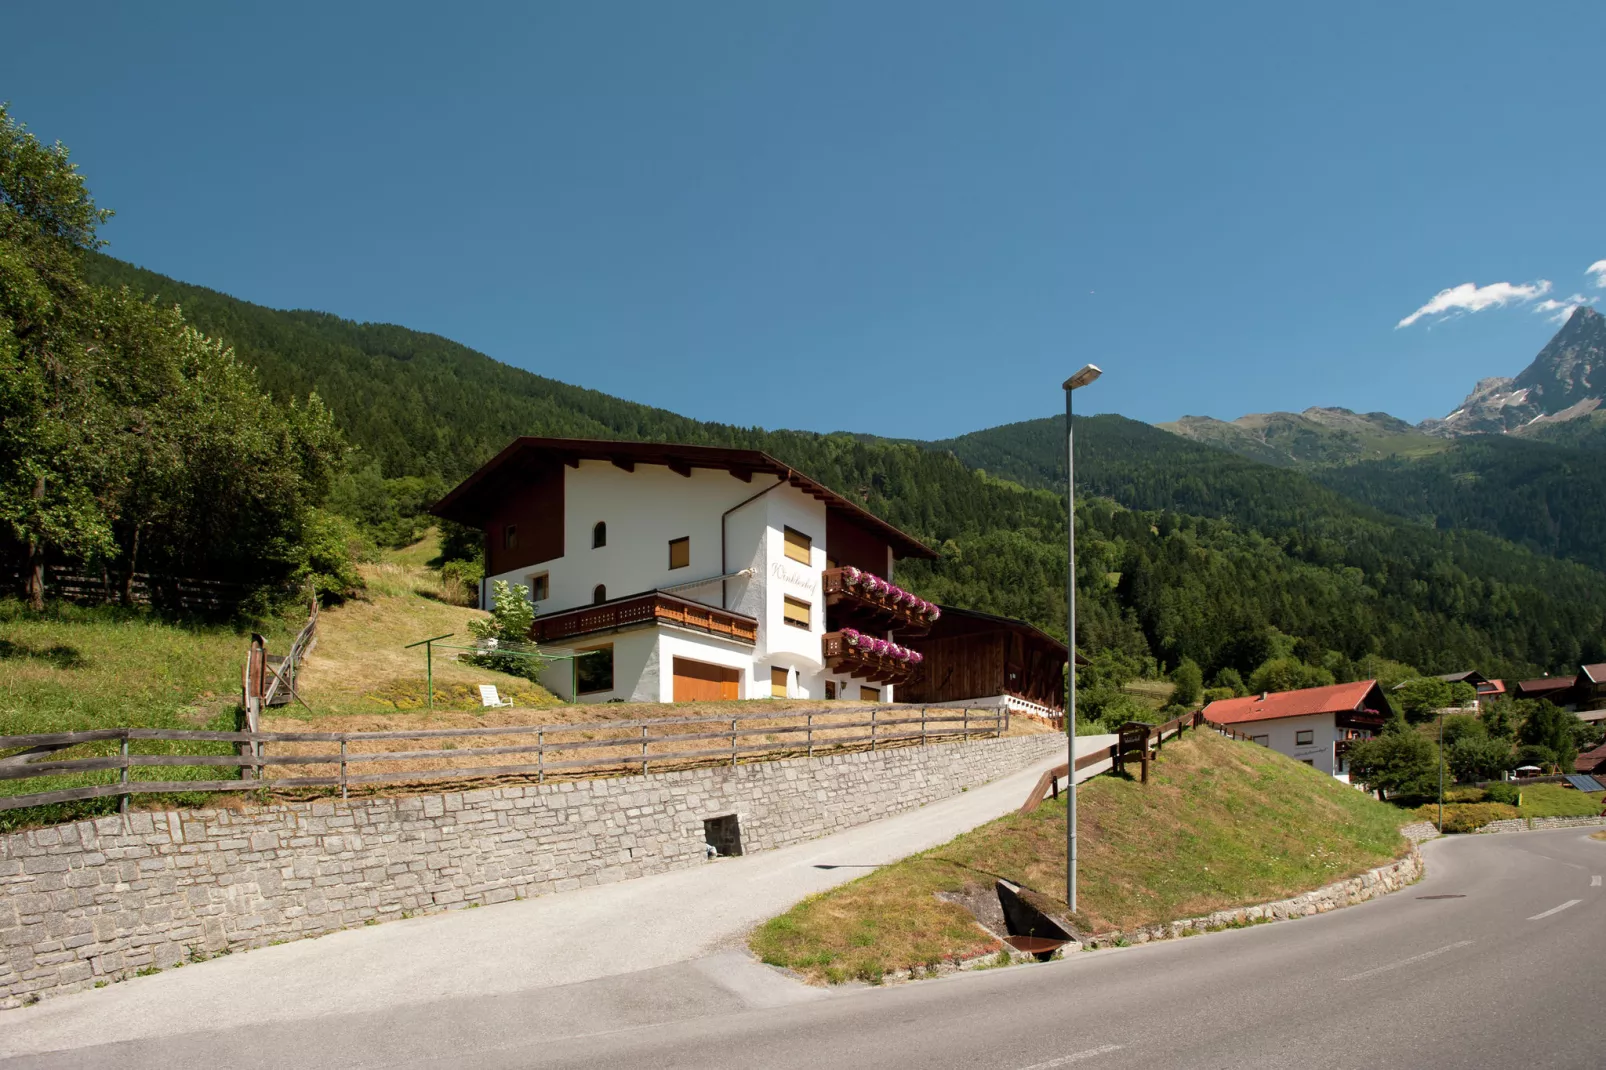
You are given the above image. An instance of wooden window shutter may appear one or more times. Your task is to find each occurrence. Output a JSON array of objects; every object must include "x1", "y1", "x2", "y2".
[
  {"x1": 783, "y1": 527, "x2": 811, "y2": 564},
  {"x1": 771, "y1": 666, "x2": 789, "y2": 698},
  {"x1": 782, "y1": 596, "x2": 811, "y2": 629},
  {"x1": 668, "y1": 537, "x2": 690, "y2": 569}
]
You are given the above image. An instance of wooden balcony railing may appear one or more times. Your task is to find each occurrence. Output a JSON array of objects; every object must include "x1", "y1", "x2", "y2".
[
  {"x1": 822, "y1": 631, "x2": 918, "y2": 685},
  {"x1": 530, "y1": 591, "x2": 758, "y2": 645},
  {"x1": 821, "y1": 568, "x2": 938, "y2": 635}
]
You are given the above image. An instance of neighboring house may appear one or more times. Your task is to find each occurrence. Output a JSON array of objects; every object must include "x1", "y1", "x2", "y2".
[
  {"x1": 1576, "y1": 741, "x2": 1606, "y2": 777},
  {"x1": 1393, "y1": 670, "x2": 1504, "y2": 710},
  {"x1": 1514, "y1": 674, "x2": 1583, "y2": 710},
  {"x1": 1200, "y1": 680, "x2": 1391, "y2": 782},
  {"x1": 1579, "y1": 664, "x2": 1606, "y2": 710},
  {"x1": 431, "y1": 438, "x2": 939, "y2": 704},
  {"x1": 898, "y1": 606, "x2": 1075, "y2": 721}
]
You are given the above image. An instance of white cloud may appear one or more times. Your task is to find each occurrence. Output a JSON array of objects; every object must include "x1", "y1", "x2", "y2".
[
  {"x1": 1587, "y1": 260, "x2": 1606, "y2": 288},
  {"x1": 1534, "y1": 293, "x2": 1598, "y2": 324},
  {"x1": 1396, "y1": 279, "x2": 1553, "y2": 328}
]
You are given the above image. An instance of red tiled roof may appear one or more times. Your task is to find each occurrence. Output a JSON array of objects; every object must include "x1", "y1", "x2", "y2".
[
  {"x1": 1517, "y1": 676, "x2": 1577, "y2": 693},
  {"x1": 1582, "y1": 664, "x2": 1606, "y2": 684},
  {"x1": 1479, "y1": 679, "x2": 1507, "y2": 695},
  {"x1": 1201, "y1": 680, "x2": 1385, "y2": 726}
]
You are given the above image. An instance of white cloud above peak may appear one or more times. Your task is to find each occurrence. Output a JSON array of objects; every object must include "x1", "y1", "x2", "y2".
[
  {"x1": 1587, "y1": 260, "x2": 1606, "y2": 288},
  {"x1": 1396, "y1": 279, "x2": 1552, "y2": 329},
  {"x1": 1535, "y1": 293, "x2": 1598, "y2": 325}
]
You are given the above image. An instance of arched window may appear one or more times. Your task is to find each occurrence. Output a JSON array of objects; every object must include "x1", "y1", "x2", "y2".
[
  {"x1": 593, "y1": 522, "x2": 607, "y2": 548},
  {"x1": 593, "y1": 584, "x2": 607, "y2": 605}
]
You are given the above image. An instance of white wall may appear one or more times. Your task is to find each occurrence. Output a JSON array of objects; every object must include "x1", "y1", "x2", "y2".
[
  {"x1": 537, "y1": 628, "x2": 659, "y2": 704},
  {"x1": 1241, "y1": 712, "x2": 1341, "y2": 775},
  {"x1": 656, "y1": 630, "x2": 758, "y2": 702}
]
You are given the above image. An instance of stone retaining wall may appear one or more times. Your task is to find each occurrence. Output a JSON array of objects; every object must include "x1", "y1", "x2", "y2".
[
  {"x1": 0, "y1": 731, "x2": 1062, "y2": 1008},
  {"x1": 1475, "y1": 815, "x2": 1606, "y2": 834}
]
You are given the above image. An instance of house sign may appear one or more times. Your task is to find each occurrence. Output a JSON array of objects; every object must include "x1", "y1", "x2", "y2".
[{"x1": 770, "y1": 561, "x2": 818, "y2": 594}]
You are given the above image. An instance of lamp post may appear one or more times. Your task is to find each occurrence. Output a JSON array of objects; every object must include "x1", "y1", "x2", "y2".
[{"x1": 1063, "y1": 363, "x2": 1102, "y2": 913}]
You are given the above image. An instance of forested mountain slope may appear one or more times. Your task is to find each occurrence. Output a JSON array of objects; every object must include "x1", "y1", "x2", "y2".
[{"x1": 81, "y1": 254, "x2": 1606, "y2": 679}]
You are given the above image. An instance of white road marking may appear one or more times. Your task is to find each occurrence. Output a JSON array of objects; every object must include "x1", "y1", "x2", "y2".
[
  {"x1": 1592, "y1": 875, "x2": 1601, "y2": 887},
  {"x1": 1528, "y1": 899, "x2": 1583, "y2": 920},
  {"x1": 1017, "y1": 1044, "x2": 1125, "y2": 1069},
  {"x1": 1341, "y1": 941, "x2": 1473, "y2": 982}
]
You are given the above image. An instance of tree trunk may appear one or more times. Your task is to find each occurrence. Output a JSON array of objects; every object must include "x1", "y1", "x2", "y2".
[
  {"x1": 25, "y1": 476, "x2": 45, "y2": 611},
  {"x1": 123, "y1": 525, "x2": 141, "y2": 607}
]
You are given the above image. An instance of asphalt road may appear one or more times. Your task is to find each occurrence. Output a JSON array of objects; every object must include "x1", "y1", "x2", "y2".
[{"x1": 5, "y1": 827, "x2": 1603, "y2": 1069}]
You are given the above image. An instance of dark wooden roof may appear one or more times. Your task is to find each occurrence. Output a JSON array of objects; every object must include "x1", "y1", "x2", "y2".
[
  {"x1": 917, "y1": 605, "x2": 1081, "y2": 662},
  {"x1": 431, "y1": 437, "x2": 937, "y2": 560}
]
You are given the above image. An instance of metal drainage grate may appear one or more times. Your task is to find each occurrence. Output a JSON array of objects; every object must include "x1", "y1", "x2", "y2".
[{"x1": 1416, "y1": 894, "x2": 1466, "y2": 900}]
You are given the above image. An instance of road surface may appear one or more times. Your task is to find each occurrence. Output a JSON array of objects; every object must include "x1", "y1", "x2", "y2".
[{"x1": 5, "y1": 817, "x2": 1602, "y2": 1067}]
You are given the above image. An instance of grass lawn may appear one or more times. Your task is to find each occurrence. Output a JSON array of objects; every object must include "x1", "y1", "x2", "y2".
[
  {"x1": 751, "y1": 730, "x2": 1407, "y2": 984},
  {"x1": 1409, "y1": 784, "x2": 1604, "y2": 832}
]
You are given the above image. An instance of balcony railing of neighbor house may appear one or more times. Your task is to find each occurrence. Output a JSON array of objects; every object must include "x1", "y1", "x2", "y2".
[
  {"x1": 821, "y1": 567, "x2": 939, "y2": 635},
  {"x1": 822, "y1": 630, "x2": 923, "y2": 685},
  {"x1": 530, "y1": 591, "x2": 758, "y2": 645}
]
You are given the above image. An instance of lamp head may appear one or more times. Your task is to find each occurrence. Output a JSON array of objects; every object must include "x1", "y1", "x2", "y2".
[{"x1": 1063, "y1": 364, "x2": 1103, "y2": 391}]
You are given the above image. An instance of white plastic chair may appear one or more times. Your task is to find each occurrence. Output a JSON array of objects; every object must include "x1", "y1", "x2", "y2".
[{"x1": 478, "y1": 684, "x2": 513, "y2": 709}]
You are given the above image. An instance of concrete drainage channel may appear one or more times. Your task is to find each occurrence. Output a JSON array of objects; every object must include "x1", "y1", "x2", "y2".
[{"x1": 861, "y1": 848, "x2": 1426, "y2": 984}]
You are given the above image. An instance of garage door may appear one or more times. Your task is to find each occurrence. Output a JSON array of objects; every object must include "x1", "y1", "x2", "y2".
[{"x1": 672, "y1": 657, "x2": 741, "y2": 701}]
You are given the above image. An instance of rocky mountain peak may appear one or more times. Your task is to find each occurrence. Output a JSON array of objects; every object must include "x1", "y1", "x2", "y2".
[{"x1": 1421, "y1": 303, "x2": 1605, "y2": 437}]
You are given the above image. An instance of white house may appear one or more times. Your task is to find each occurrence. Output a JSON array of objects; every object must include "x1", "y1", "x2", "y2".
[
  {"x1": 1199, "y1": 680, "x2": 1390, "y2": 781},
  {"x1": 432, "y1": 439, "x2": 940, "y2": 704}
]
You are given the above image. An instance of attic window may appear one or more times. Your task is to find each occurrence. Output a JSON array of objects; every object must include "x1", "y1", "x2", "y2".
[
  {"x1": 593, "y1": 522, "x2": 607, "y2": 549},
  {"x1": 668, "y1": 537, "x2": 690, "y2": 570},
  {"x1": 593, "y1": 584, "x2": 607, "y2": 604}
]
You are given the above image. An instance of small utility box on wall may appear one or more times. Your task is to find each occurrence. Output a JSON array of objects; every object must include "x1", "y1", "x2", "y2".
[{"x1": 704, "y1": 814, "x2": 743, "y2": 857}]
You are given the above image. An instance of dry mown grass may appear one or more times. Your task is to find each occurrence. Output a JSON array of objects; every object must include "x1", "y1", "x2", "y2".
[{"x1": 752, "y1": 730, "x2": 1407, "y2": 984}]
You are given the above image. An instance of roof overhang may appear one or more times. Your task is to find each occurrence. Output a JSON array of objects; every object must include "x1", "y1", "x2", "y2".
[{"x1": 432, "y1": 437, "x2": 937, "y2": 560}]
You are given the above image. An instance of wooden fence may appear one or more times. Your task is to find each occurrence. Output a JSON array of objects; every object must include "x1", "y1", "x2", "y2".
[
  {"x1": 4, "y1": 564, "x2": 252, "y2": 612},
  {"x1": 1018, "y1": 711, "x2": 1250, "y2": 813},
  {"x1": 0, "y1": 704, "x2": 1007, "y2": 813}
]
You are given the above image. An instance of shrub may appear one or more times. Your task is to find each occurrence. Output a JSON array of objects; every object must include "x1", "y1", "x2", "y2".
[
  {"x1": 1482, "y1": 782, "x2": 1519, "y2": 806},
  {"x1": 1414, "y1": 801, "x2": 1520, "y2": 834}
]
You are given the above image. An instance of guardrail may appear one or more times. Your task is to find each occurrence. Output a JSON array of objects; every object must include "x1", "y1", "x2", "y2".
[
  {"x1": 1018, "y1": 710, "x2": 1249, "y2": 813},
  {"x1": 0, "y1": 704, "x2": 1008, "y2": 813}
]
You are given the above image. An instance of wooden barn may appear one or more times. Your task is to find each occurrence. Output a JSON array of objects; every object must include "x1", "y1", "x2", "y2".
[{"x1": 898, "y1": 606, "x2": 1074, "y2": 720}]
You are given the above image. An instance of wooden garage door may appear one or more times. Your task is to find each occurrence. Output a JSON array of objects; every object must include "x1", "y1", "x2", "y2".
[{"x1": 672, "y1": 657, "x2": 740, "y2": 701}]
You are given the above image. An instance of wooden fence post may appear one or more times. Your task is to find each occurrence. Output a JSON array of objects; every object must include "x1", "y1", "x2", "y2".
[
  {"x1": 537, "y1": 726, "x2": 544, "y2": 784},
  {"x1": 339, "y1": 738, "x2": 348, "y2": 800},
  {"x1": 963, "y1": 707, "x2": 970, "y2": 739},
  {"x1": 119, "y1": 734, "x2": 129, "y2": 814},
  {"x1": 870, "y1": 707, "x2": 877, "y2": 752},
  {"x1": 731, "y1": 718, "x2": 738, "y2": 767},
  {"x1": 920, "y1": 707, "x2": 928, "y2": 747},
  {"x1": 640, "y1": 724, "x2": 649, "y2": 776},
  {"x1": 806, "y1": 712, "x2": 814, "y2": 758}
]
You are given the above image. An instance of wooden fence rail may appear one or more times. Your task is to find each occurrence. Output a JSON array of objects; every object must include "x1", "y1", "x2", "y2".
[
  {"x1": 1018, "y1": 711, "x2": 1251, "y2": 814},
  {"x1": 0, "y1": 704, "x2": 1006, "y2": 813}
]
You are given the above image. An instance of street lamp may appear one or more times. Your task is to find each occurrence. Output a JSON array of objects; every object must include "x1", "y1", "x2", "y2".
[{"x1": 1063, "y1": 363, "x2": 1102, "y2": 913}]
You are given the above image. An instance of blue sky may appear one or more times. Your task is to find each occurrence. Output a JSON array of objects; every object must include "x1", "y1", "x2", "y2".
[{"x1": 7, "y1": 1, "x2": 1604, "y2": 438}]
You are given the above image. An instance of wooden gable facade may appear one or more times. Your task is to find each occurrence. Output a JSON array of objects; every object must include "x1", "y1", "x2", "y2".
[{"x1": 899, "y1": 606, "x2": 1068, "y2": 712}]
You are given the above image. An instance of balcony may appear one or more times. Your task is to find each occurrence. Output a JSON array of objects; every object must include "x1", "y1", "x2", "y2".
[
  {"x1": 822, "y1": 630, "x2": 922, "y2": 685},
  {"x1": 822, "y1": 567, "x2": 940, "y2": 635},
  {"x1": 530, "y1": 590, "x2": 758, "y2": 646}
]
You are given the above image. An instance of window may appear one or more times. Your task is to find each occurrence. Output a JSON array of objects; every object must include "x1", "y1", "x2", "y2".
[
  {"x1": 771, "y1": 666, "x2": 789, "y2": 698},
  {"x1": 783, "y1": 527, "x2": 812, "y2": 565},
  {"x1": 593, "y1": 584, "x2": 607, "y2": 604},
  {"x1": 826, "y1": 556, "x2": 838, "y2": 570},
  {"x1": 1251, "y1": 734, "x2": 1270, "y2": 746},
  {"x1": 1300, "y1": 759, "x2": 1315, "y2": 767},
  {"x1": 825, "y1": 681, "x2": 836, "y2": 700},
  {"x1": 528, "y1": 573, "x2": 549, "y2": 602},
  {"x1": 576, "y1": 644, "x2": 614, "y2": 695},
  {"x1": 668, "y1": 536, "x2": 690, "y2": 570},
  {"x1": 593, "y1": 522, "x2": 606, "y2": 549},
  {"x1": 782, "y1": 595, "x2": 811, "y2": 630},
  {"x1": 503, "y1": 525, "x2": 518, "y2": 550},
  {"x1": 859, "y1": 686, "x2": 880, "y2": 702},
  {"x1": 1295, "y1": 730, "x2": 1314, "y2": 746}
]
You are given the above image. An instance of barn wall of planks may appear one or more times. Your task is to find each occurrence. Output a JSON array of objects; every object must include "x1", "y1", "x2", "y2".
[{"x1": 0, "y1": 731, "x2": 1061, "y2": 1008}]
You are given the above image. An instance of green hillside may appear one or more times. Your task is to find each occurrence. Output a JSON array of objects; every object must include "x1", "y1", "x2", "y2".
[{"x1": 73, "y1": 254, "x2": 1606, "y2": 680}]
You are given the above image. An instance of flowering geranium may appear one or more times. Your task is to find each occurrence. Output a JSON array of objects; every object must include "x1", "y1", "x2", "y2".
[
  {"x1": 928, "y1": 605, "x2": 941, "y2": 622},
  {"x1": 841, "y1": 566, "x2": 861, "y2": 586},
  {"x1": 842, "y1": 627, "x2": 862, "y2": 647},
  {"x1": 909, "y1": 650, "x2": 924, "y2": 665}
]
